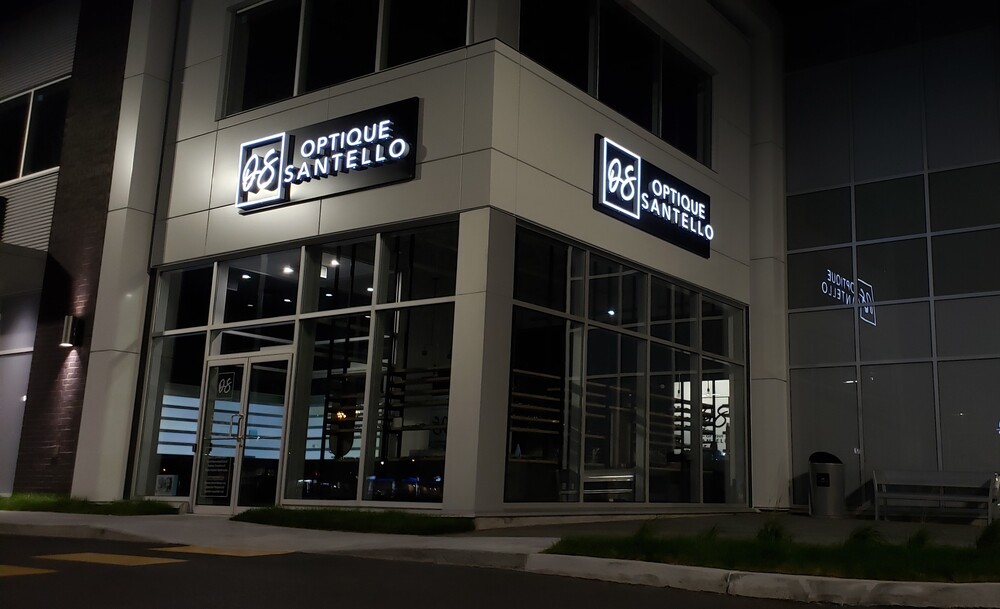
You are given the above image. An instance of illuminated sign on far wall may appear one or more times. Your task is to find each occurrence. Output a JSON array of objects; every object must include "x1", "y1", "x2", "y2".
[
  {"x1": 236, "y1": 98, "x2": 418, "y2": 214},
  {"x1": 594, "y1": 135, "x2": 714, "y2": 258}
]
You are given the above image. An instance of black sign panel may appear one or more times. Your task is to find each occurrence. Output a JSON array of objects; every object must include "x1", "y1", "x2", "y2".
[
  {"x1": 593, "y1": 134, "x2": 713, "y2": 258},
  {"x1": 236, "y1": 98, "x2": 419, "y2": 214}
]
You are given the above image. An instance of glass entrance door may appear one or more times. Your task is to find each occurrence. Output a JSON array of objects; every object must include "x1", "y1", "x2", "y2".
[{"x1": 194, "y1": 356, "x2": 290, "y2": 512}]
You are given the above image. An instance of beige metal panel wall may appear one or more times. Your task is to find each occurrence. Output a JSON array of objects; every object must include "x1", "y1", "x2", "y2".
[
  {"x1": 0, "y1": 0, "x2": 80, "y2": 99},
  {"x1": 0, "y1": 172, "x2": 58, "y2": 251}
]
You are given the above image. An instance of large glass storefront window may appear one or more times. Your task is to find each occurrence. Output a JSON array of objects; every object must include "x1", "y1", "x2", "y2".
[
  {"x1": 504, "y1": 227, "x2": 748, "y2": 505},
  {"x1": 136, "y1": 223, "x2": 459, "y2": 505}
]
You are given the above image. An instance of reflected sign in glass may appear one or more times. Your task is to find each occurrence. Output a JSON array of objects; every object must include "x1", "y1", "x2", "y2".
[
  {"x1": 594, "y1": 135, "x2": 714, "y2": 258},
  {"x1": 236, "y1": 98, "x2": 419, "y2": 213},
  {"x1": 820, "y1": 269, "x2": 877, "y2": 326}
]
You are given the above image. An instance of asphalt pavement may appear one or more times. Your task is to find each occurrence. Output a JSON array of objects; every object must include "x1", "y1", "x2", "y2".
[{"x1": 0, "y1": 510, "x2": 997, "y2": 608}]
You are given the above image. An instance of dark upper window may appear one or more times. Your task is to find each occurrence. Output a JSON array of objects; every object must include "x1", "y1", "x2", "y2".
[
  {"x1": 0, "y1": 78, "x2": 70, "y2": 182},
  {"x1": 519, "y1": 0, "x2": 712, "y2": 165},
  {"x1": 225, "y1": 0, "x2": 468, "y2": 116}
]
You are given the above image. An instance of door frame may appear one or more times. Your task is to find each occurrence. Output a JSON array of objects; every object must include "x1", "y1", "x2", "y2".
[{"x1": 190, "y1": 351, "x2": 294, "y2": 515}]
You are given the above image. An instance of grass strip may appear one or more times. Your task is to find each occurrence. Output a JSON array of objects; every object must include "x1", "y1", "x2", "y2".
[
  {"x1": 545, "y1": 523, "x2": 1000, "y2": 583},
  {"x1": 0, "y1": 493, "x2": 178, "y2": 516},
  {"x1": 232, "y1": 507, "x2": 474, "y2": 535}
]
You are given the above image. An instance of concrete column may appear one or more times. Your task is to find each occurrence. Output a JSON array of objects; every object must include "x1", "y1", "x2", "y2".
[
  {"x1": 441, "y1": 207, "x2": 515, "y2": 514},
  {"x1": 71, "y1": 0, "x2": 177, "y2": 500}
]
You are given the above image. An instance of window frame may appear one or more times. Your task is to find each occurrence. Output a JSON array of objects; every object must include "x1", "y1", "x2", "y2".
[
  {"x1": 222, "y1": 0, "x2": 472, "y2": 117},
  {"x1": 0, "y1": 75, "x2": 71, "y2": 186}
]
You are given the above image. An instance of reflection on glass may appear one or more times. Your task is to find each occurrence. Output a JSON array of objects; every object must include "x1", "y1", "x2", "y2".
[
  {"x1": 504, "y1": 308, "x2": 583, "y2": 502},
  {"x1": 701, "y1": 357, "x2": 745, "y2": 504},
  {"x1": 649, "y1": 344, "x2": 695, "y2": 502},
  {"x1": 584, "y1": 329, "x2": 645, "y2": 502},
  {"x1": 379, "y1": 224, "x2": 458, "y2": 303},
  {"x1": 222, "y1": 249, "x2": 300, "y2": 322},
  {"x1": 237, "y1": 360, "x2": 288, "y2": 507},
  {"x1": 196, "y1": 364, "x2": 244, "y2": 507},
  {"x1": 364, "y1": 304, "x2": 454, "y2": 502},
  {"x1": 134, "y1": 334, "x2": 206, "y2": 498},
  {"x1": 285, "y1": 315, "x2": 370, "y2": 500},
  {"x1": 651, "y1": 278, "x2": 695, "y2": 346},
  {"x1": 312, "y1": 239, "x2": 375, "y2": 312},
  {"x1": 589, "y1": 255, "x2": 646, "y2": 332}
]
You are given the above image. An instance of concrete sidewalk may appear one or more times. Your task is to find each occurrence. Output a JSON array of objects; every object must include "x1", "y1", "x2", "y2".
[{"x1": 1, "y1": 510, "x2": 998, "y2": 608}]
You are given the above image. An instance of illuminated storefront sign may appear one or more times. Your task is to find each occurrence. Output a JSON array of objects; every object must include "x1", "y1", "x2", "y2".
[
  {"x1": 821, "y1": 269, "x2": 877, "y2": 326},
  {"x1": 594, "y1": 135, "x2": 714, "y2": 258},
  {"x1": 236, "y1": 98, "x2": 418, "y2": 213}
]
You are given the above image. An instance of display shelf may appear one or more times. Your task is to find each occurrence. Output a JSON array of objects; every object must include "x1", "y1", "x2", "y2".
[{"x1": 508, "y1": 369, "x2": 565, "y2": 464}]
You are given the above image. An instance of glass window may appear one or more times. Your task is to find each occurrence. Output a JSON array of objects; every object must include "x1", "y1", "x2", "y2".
[
  {"x1": 856, "y1": 238, "x2": 928, "y2": 301},
  {"x1": 0, "y1": 94, "x2": 29, "y2": 182},
  {"x1": 702, "y1": 297, "x2": 744, "y2": 361},
  {"x1": 285, "y1": 314, "x2": 370, "y2": 500},
  {"x1": 650, "y1": 278, "x2": 695, "y2": 347},
  {"x1": 505, "y1": 307, "x2": 583, "y2": 502},
  {"x1": 929, "y1": 162, "x2": 1000, "y2": 231},
  {"x1": 855, "y1": 176, "x2": 925, "y2": 241},
  {"x1": 649, "y1": 344, "x2": 695, "y2": 502},
  {"x1": 597, "y1": 0, "x2": 657, "y2": 131},
  {"x1": 936, "y1": 296, "x2": 1000, "y2": 357},
  {"x1": 364, "y1": 304, "x2": 454, "y2": 502},
  {"x1": 216, "y1": 323, "x2": 294, "y2": 355},
  {"x1": 22, "y1": 79, "x2": 70, "y2": 174},
  {"x1": 861, "y1": 363, "x2": 937, "y2": 472},
  {"x1": 221, "y1": 250, "x2": 300, "y2": 323},
  {"x1": 789, "y1": 367, "x2": 860, "y2": 506},
  {"x1": 788, "y1": 309, "x2": 856, "y2": 367},
  {"x1": 701, "y1": 357, "x2": 745, "y2": 504},
  {"x1": 589, "y1": 254, "x2": 646, "y2": 332},
  {"x1": 938, "y1": 359, "x2": 1000, "y2": 472},
  {"x1": 787, "y1": 247, "x2": 854, "y2": 309},
  {"x1": 858, "y1": 302, "x2": 931, "y2": 361},
  {"x1": 932, "y1": 228, "x2": 1000, "y2": 296},
  {"x1": 661, "y1": 42, "x2": 711, "y2": 163},
  {"x1": 584, "y1": 329, "x2": 645, "y2": 502},
  {"x1": 786, "y1": 189, "x2": 852, "y2": 251},
  {"x1": 155, "y1": 266, "x2": 213, "y2": 332},
  {"x1": 301, "y1": 0, "x2": 379, "y2": 93},
  {"x1": 514, "y1": 229, "x2": 569, "y2": 313},
  {"x1": 519, "y1": 0, "x2": 591, "y2": 91},
  {"x1": 309, "y1": 238, "x2": 375, "y2": 313},
  {"x1": 134, "y1": 334, "x2": 207, "y2": 497},
  {"x1": 226, "y1": 0, "x2": 301, "y2": 115},
  {"x1": 0, "y1": 291, "x2": 40, "y2": 351},
  {"x1": 0, "y1": 353, "x2": 31, "y2": 495},
  {"x1": 379, "y1": 224, "x2": 458, "y2": 304},
  {"x1": 383, "y1": 0, "x2": 467, "y2": 69}
]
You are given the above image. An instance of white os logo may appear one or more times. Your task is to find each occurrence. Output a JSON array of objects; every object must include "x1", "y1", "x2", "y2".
[
  {"x1": 218, "y1": 375, "x2": 234, "y2": 395},
  {"x1": 607, "y1": 157, "x2": 637, "y2": 202},
  {"x1": 241, "y1": 147, "x2": 280, "y2": 194}
]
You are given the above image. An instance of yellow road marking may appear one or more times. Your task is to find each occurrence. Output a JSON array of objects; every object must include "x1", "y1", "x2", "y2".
[
  {"x1": 0, "y1": 564, "x2": 56, "y2": 577},
  {"x1": 38, "y1": 553, "x2": 185, "y2": 567},
  {"x1": 152, "y1": 545, "x2": 290, "y2": 557}
]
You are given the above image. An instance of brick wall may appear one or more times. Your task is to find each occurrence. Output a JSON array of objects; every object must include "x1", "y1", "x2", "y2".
[{"x1": 13, "y1": 0, "x2": 134, "y2": 494}]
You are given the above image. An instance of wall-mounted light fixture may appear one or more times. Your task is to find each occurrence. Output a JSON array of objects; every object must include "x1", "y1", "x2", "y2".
[{"x1": 59, "y1": 315, "x2": 82, "y2": 347}]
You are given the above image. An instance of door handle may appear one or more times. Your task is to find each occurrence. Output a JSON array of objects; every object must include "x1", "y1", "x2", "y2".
[{"x1": 229, "y1": 413, "x2": 243, "y2": 440}]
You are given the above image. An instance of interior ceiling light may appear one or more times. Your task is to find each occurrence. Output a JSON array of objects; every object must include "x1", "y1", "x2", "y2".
[{"x1": 282, "y1": 266, "x2": 294, "y2": 274}]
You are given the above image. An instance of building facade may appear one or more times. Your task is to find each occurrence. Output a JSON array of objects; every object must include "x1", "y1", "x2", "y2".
[{"x1": 2, "y1": 0, "x2": 994, "y2": 517}]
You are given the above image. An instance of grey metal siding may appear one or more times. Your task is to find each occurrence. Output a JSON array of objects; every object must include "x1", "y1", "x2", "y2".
[{"x1": 0, "y1": 172, "x2": 58, "y2": 251}]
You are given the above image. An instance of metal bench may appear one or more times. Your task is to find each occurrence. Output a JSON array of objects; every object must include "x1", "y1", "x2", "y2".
[{"x1": 872, "y1": 469, "x2": 999, "y2": 523}]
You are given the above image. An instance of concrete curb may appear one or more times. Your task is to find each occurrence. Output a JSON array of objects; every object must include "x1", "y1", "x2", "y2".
[
  {"x1": 0, "y1": 522, "x2": 157, "y2": 544},
  {"x1": 523, "y1": 554, "x2": 1000, "y2": 608}
]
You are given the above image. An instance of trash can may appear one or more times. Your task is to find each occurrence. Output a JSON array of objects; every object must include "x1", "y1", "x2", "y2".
[{"x1": 809, "y1": 451, "x2": 845, "y2": 517}]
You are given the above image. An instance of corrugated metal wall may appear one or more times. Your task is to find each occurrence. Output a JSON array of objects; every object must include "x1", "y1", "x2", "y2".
[
  {"x1": 0, "y1": 0, "x2": 80, "y2": 100},
  {"x1": 0, "y1": 172, "x2": 58, "y2": 251}
]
